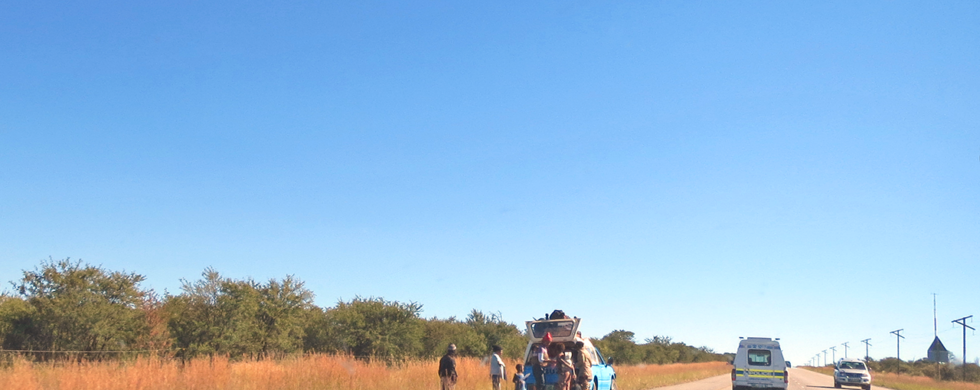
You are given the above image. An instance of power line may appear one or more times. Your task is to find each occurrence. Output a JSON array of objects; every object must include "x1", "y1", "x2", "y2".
[
  {"x1": 953, "y1": 315, "x2": 974, "y2": 381},
  {"x1": 891, "y1": 329, "x2": 905, "y2": 374},
  {"x1": 861, "y1": 339, "x2": 871, "y2": 361}
]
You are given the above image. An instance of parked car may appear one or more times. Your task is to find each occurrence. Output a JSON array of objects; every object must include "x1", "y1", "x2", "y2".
[{"x1": 522, "y1": 316, "x2": 617, "y2": 390}]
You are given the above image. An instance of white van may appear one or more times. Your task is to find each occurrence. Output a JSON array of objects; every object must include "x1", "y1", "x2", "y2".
[{"x1": 731, "y1": 337, "x2": 788, "y2": 390}]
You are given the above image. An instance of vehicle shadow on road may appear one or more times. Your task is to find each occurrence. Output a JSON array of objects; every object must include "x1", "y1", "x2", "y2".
[{"x1": 805, "y1": 386, "x2": 837, "y2": 389}]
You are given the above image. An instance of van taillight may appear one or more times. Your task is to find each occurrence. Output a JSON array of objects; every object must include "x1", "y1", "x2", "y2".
[
  {"x1": 784, "y1": 370, "x2": 788, "y2": 384},
  {"x1": 731, "y1": 369, "x2": 736, "y2": 381}
]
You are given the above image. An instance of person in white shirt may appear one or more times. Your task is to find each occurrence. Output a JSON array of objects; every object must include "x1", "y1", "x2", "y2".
[
  {"x1": 490, "y1": 345, "x2": 507, "y2": 390},
  {"x1": 531, "y1": 332, "x2": 553, "y2": 390}
]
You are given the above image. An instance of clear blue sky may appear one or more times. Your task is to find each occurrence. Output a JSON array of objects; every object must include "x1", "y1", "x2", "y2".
[{"x1": 2, "y1": 1, "x2": 978, "y2": 365}]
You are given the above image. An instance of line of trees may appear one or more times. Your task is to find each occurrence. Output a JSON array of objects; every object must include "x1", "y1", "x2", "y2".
[
  {"x1": 591, "y1": 331, "x2": 728, "y2": 365},
  {"x1": 0, "y1": 258, "x2": 726, "y2": 365},
  {"x1": 864, "y1": 358, "x2": 980, "y2": 382}
]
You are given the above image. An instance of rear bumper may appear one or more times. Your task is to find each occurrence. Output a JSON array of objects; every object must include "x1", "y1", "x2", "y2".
[
  {"x1": 733, "y1": 380, "x2": 787, "y2": 389},
  {"x1": 836, "y1": 376, "x2": 871, "y2": 385}
]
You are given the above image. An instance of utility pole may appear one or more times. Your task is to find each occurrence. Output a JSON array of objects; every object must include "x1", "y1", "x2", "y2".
[
  {"x1": 823, "y1": 350, "x2": 828, "y2": 366},
  {"x1": 953, "y1": 315, "x2": 974, "y2": 381},
  {"x1": 891, "y1": 329, "x2": 905, "y2": 374},
  {"x1": 861, "y1": 339, "x2": 872, "y2": 361},
  {"x1": 843, "y1": 342, "x2": 850, "y2": 359},
  {"x1": 831, "y1": 346, "x2": 837, "y2": 365}
]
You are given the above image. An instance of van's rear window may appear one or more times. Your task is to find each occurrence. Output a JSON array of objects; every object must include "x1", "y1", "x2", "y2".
[
  {"x1": 530, "y1": 321, "x2": 575, "y2": 338},
  {"x1": 748, "y1": 349, "x2": 771, "y2": 366}
]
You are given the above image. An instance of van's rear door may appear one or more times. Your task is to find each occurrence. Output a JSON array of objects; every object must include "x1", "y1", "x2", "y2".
[{"x1": 525, "y1": 318, "x2": 581, "y2": 343}]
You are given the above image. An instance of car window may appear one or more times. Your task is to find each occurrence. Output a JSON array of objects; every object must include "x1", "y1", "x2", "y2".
[
  {"x1": 529, "y1": 320, "x2": 576, "y2": 338},
  {"x1": 748, "y1": 349, "x2": 771, "y2": 366},
  {"x1": 840, "y1": 362, "x2": 866, "y2": 370}
]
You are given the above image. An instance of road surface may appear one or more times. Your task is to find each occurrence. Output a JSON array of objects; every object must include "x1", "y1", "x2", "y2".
[{"x1": 647, "y1": 368, "x2": 895, "y2": 390}]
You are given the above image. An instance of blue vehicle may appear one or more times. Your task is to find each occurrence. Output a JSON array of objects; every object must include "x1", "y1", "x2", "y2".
[{"x1": 522, "y1": 317, "x2": 617, "y2": 390}]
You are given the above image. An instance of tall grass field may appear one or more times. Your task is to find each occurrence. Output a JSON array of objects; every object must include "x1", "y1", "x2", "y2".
[
  {"x1": 804, "y1": 366, "x2": 980, "y2": 390},
  {"x1": 0, "y1": 355, "x2": 729, "y2": 390},
  {"x1": 616, "y1": 361, "x2": 731, "y2": 390}
]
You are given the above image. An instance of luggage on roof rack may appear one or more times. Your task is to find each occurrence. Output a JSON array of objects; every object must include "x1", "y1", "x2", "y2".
[{"x1": 549, "y1": 309, "x2": 568, "y2": 320}]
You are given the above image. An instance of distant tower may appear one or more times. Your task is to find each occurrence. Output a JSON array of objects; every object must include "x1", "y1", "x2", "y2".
[{"x1": 928, "y1": 294, "x2": 951, "y2": 363}]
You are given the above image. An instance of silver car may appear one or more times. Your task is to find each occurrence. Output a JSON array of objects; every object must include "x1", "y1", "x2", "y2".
[{"x1": 834, "y1": 359, "x2": 871, "y2": 390}]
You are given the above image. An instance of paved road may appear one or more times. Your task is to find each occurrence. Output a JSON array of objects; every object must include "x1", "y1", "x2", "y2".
[{"x1": 647, "y1": 369, "x2": 895, "y2": 390}]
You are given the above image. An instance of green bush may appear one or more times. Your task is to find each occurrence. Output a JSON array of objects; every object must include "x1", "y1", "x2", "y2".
[
  {"x1": 1, "y1": 258, "x2": 728, "y2": 366},
  {"x1": 868, "y1": 357, "x2": 980, "y2": 382}
]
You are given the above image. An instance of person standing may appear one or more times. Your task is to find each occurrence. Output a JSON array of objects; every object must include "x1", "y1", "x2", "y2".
[
  {"x1": 490, "y1": 345, "x2": 507, "y2": 390},
  {"x1": 513, "y1": 364, "x2": 528, "y2": 390},
  {"x1": 532, "y1": 333, "x2": 553, "y2": 390},
  {"x1": 553, "y1": 343, "x2": 574, "y2": 390},
  {"x1": 574, "y1": 341, "x2": 593, "y2": 390},
  {"x1": 439, "y1": 344, "x2": 458, "y2": 390}
]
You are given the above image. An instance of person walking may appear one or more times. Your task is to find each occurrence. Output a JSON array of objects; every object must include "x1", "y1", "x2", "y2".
[
  {"x1": 439, "y1": 344, "x2": 458, "y2": 390},
  {"x1": 490, "y1": 345, "x2": 507, "y2": 390}
]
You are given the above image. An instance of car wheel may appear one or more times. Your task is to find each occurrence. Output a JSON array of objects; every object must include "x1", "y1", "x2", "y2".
[
  {"x1": 610, "y1": 378, "x2": 617, "y2": 390},
  {"x1": 863, "y1": 386, "x2": 871, "y2": 390},
  {"x1": 834, "y1": 382, "x2": 841, "y2": 388}
]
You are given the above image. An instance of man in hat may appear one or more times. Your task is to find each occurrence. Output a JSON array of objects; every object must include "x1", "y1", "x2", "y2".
[{"x1": 439, "y1": 343, "x2": 458, "y2": 390}]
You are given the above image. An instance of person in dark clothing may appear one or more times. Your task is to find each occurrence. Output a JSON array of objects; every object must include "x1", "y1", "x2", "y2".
[{"x1": 439, "y1": 343, "x2": 458, "y2": 390}]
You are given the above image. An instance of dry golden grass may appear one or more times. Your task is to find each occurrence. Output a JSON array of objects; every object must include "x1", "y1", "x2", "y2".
[
  {"x1": 616, "y1": 361, "x2": 731, "y2": 390},
  {"x1": 803, "y1": 366, "x2": 980, "y2": 390},
  {"x1": 0, "y1": 355, "x2": 728, "y2": 390},
  {"x1": 873, "y1": 372, "x2": 980, "y2": 390},
  {"x1": 0, "y1": 355, "x2": 521, "y2": 390}
]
